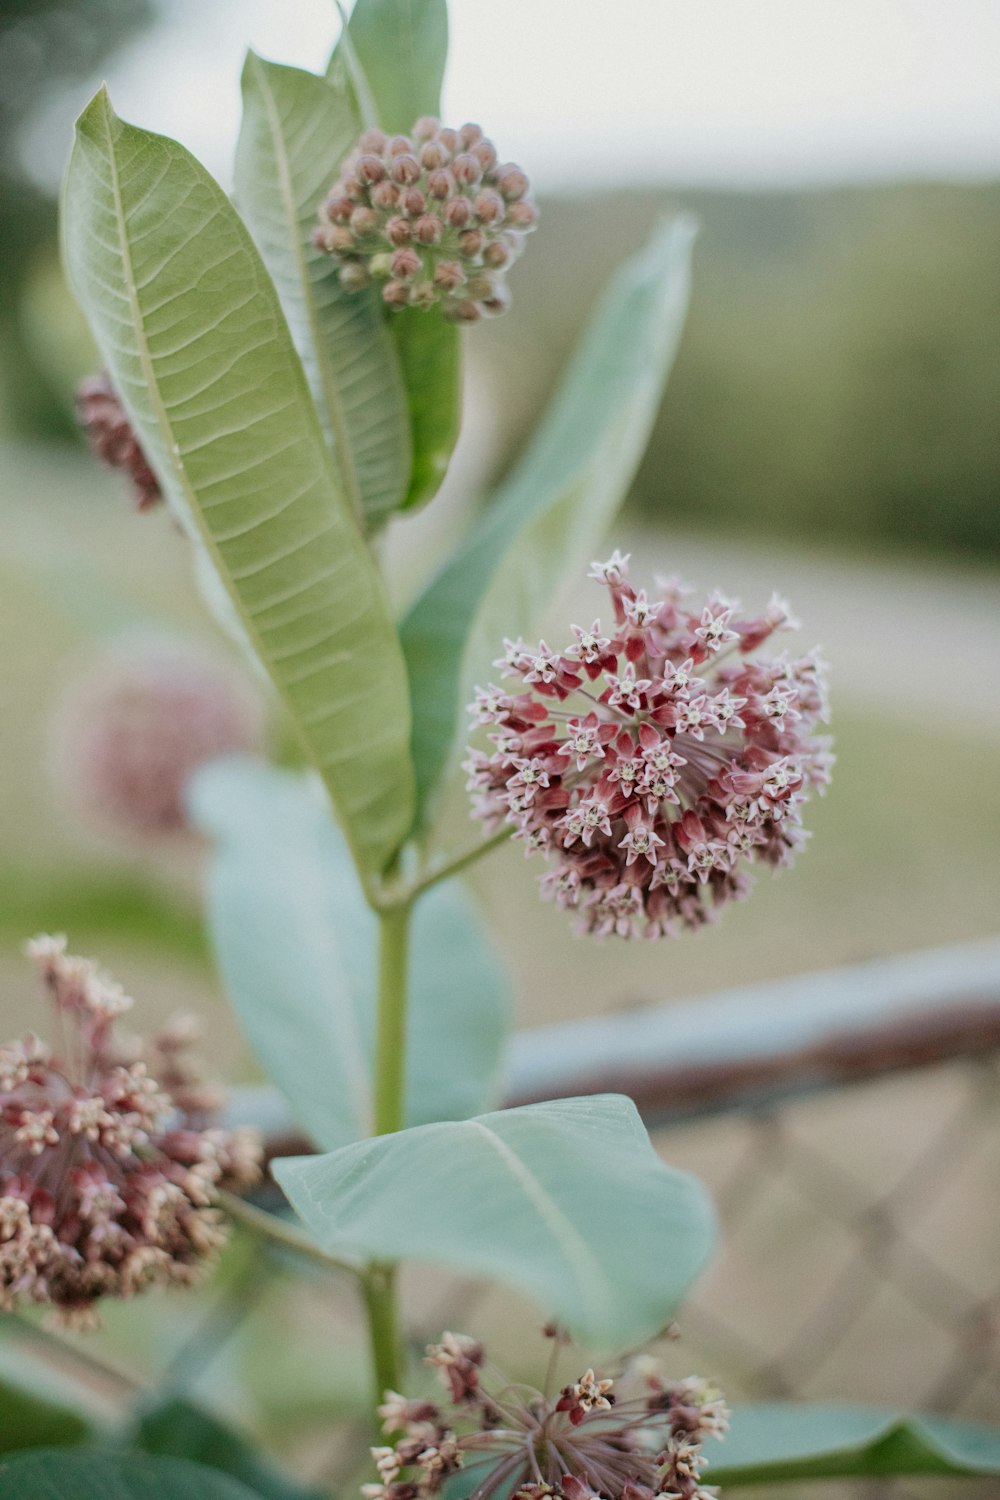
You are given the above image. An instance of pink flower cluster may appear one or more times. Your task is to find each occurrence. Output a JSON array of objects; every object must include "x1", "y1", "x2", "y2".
[
  {"x1": 466, "y1": 552, "x2": 832, "y2": 939},
  {"x1": 50, "y1": 637, "x2": 268, "y2": 839},
  {"x1": 76, "y1": 372, "x2": 162, "y2": 511},
  {"x1": 0, "y1": 937, "x2": 260, "y2": 1326},
  {"x1": 365, "y1": 1332, "x2": 729, "y2": 1500},
  {"x1": 315, "y1": 118, "x2": 537, "y2": 320}
]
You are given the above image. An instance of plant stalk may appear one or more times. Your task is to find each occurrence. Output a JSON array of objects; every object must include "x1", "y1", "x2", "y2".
[{"x1": 364, "y1": 898, "x2": 414, "y2": 1405}]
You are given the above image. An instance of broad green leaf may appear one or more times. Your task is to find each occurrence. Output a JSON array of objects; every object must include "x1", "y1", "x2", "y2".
[
  {"x1": 62, "y1": 88, "x2": 415, "y2": 883},
  {"x1": 0, "y1": 1377, "x2": 92, "y2": 1455},
  {"x1": 188, "y1": 757, "x2": 511, "y2": 1151},
  {"x1": 275, "y1": 1094, "x2": 715, "y2": 1350},
  {"x1": 0, "y1": 1449, "x2": 263, "y2": 1500},
  {"x1": 401, "y1": 217, "x2": 696, "y2": 827},
  {"x1": 135, "y1": 1398, "x2": 324, "y2": 1500},
  {"x1": 335, "y1": 0, "x2": 449, "y2": 136},
  {"x1": 235, "y1": 54, "x2": 412, "y2": 533},
  {"x1": 706, "y1": 1403, "x2": 1000, "y2": 1485},
  {"x1": 390, "y1": 308, "x2": 462, "y2": 513}
]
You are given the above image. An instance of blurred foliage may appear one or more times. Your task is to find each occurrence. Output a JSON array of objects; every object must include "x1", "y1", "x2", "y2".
[
  {"x1": 0, "y1": 0, "x2": 154, "y2": 437},
  {"x1": 482, "y1": 183, "x2": 1000, "y2": 562}
]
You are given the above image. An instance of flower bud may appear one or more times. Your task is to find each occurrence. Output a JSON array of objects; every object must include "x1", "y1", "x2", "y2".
[
  {"x1": 483, "y1": 239, "x2": 512, "y2": 269},
  {"x1": 472, "y1": 139, "x2": 498, "y2": 171},
  {"x1": 481, "y1": 283, "x2": 512, "y2": 317},
  {"x1": 410, "y1": 279, "x2": 438, "y2": 308},
  {"x1": 76, "y1": 373, "x2": 161, "y2": 512},
  {"x1": 359, "y1": 128, "x2": 387, "y2": 153},
  {"x1": 350, "y1": 206, "x2": 379, "y2": 236},
  {"x1": 388, "y1": 134, "x2": 414, "y2": 156},
  {"x1": 507, "y1": 200, "x2": 538, "y2": 230},
  {"x1": 382, "y1": 278, "x2": 411, "y2": 308},
  {"x1": 390, "y1": 247, "x2": 422, "y2": 279},
  {"x1": 402, "y1": 186, "x2": 427, "y2": 216},
  {"x1": 426, "y1": 168, "x2": 456, "y2": 200},
  {"x1": 420, "y1": 140, "x2": 449, "y2": 170},
  {"x1": 323, "y1": 193, "x2": 354, "y2": 222},
  {"x1": 452, "y1": 152, "x2": 483, "y2": 187},
  {"x1": 443, "y1": 195, "x2": 473, "y2": 228},
  {"x1": 341, "y1": 174, "x2": 364, "y2": 200},
  {"x1": 390, "y1": 153, "x2": 422, "y2": 185},
  {"x1": 340, "y1": 262, "x2": 370, "y2": 292},
  {"x1": 457, "y1": 228, "x2": 485, "y2": 258},
  {"x1": 371, "y1": 179, "x2": 400, "y2": 210},
  {"x1": 413, "y1": 115, "x2": 440, "y2": 141},
  {"x1": 357, "y1": 153, "x2": 387, "y2": 184},
  {"x1": 386, "y1": 215, "x2": 412, "y2": 245},
  {"x1": 414, "y1": 213, "x2": 443, "y2": 245},
  {"x1": 434, "y1": 259, "x2": 466, "y2": 290},
  {"x1": 448, "y1": 298, "x2": 482, "y2": 322},
  {"x1": 459, "y1": 122, "x2": 484, "y2": 147},
  {"x1": 474, "y1": 189, "x2": 505, "y2": 224},
  {"x1": 437, "y1": 127, "x2": 459, "y2": 152},
  {"x1": 495, "y1": 165, "x2": 529, "y2": 201}
]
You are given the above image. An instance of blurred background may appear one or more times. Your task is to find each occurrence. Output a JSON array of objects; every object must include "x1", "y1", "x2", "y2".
[{"x1": 1, "y1": 2, "x2": 999, "y2": 1497}]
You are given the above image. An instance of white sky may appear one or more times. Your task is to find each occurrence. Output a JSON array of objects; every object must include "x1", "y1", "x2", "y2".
[{"x1": 25, "y1": 0, "x2": 1000, "y2": 193}]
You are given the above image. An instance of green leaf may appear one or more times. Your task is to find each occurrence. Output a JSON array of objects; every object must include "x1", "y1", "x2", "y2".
[
  {"x1": 707, "y1": 1403, "x2": 1000, "y2": 1485},
  {"x1": 400, "y1": 217, "x2": 696, "y2": 826},
  {"x1": 235, "y1": 54, "x2": 412, "y2": 534},
  {"x1": 188, "y1": 757, "x2": 511, "y2": 1151},
  {"x1": 337, "y1": 0, "x2": 449, "y2": 136},
  {"x1": 0, "y1": 1449, "x2": 263, "y2": 1500},
  {"x1": 390, "y1": 308, "x2": 462, "y2": 513},
  {"x1": 62, "y1": 87, "x2": 416, "y2": 884},
  {"x1": 274, "y1": 1094, "x2": 715, "y2": 1350},
  {"x1": 0, "y1": 1377, "x2": 92, "y2": 1455},
  {"x1": 134, "y1": 1397, "x2": 324, "y2": 1500}
]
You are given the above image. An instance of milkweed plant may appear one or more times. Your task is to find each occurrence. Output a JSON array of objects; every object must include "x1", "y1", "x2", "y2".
[{"x1": 5, "y1": 2, "x2": 1000, "y2": 1497}]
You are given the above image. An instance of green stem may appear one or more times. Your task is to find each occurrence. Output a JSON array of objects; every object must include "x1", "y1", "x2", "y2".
[
  {"x1": 407, "y1": 825, "x2": 514, "y2": 901},
  {"x1": 219, "y1": 1191, "x2": 358, "y2": 1276},
  {"x1": 373, "y1": 901, "x2": 412, "y2": 1137},
  {"x1": 362, "y1": 899, "x2": 414, "y2": 1406},
  {"x1": 363, "y1": 1262, "x2": 401, "y2": 1408}
]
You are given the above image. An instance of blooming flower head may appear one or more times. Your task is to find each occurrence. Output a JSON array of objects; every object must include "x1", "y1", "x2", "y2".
[
  {"x1": 466, "y1": 553, "x2": 832, "y2": 939},
  {"x1": 76, "y1": 372, "x2": 161, "y2": 511},
  {"x1": 315, "y1": 118, "x2": 537, "y2": 320},
  {"x1": 366, "y1": 1332, "x2": 728, "y2": 1500},
  {"x1": 0, "y1": 936, "x2": 261, "y2": 1326},
  {"x1": 50, "y1": 636, "x2": 268, "y2": 839}
]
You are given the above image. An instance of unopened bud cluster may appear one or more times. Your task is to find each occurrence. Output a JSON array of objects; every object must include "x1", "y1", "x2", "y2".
[
  {"x1": 365, "y1": 1332, "x2": 728, "y2": 1500},
  {"x1": 467, "y1": 552, "x2": 832, "y2": 939},
  {"x1": 77, "y1": 372, "x2": 162, "y2": 511},
  {"x1": 315, "y1": 118, "x2": 537, "y2": 320},
  {"x1": 0, "y1": 937, "x2": 260, "y2": 1325}
]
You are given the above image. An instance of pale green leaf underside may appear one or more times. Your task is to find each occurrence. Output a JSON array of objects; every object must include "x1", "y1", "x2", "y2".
[
  {"x1": 275, "y1": 1094, "x2": 715, "y2": 1349},
  {"x1": 337, "y1": 0, "x2": 448, "y2": 136},
  {"x1": 235, "y1": 54, "x2": 412, "y2": 533},
  {"x1": 706, "y1": 1403, "x2": 1000, "y2": 1485},
  {"x1": 0, "y1": 1450, "x2": 261, "y2": 1500},
  {"x1": 62, "y1": 88, "x2": 415, "y2": 881},
  {"x1": 401, "y1": 217, "x2": 697, "y2": 827},
  {"x1": 189, "y1": 758, "x2": 511, "y2": 1151}
]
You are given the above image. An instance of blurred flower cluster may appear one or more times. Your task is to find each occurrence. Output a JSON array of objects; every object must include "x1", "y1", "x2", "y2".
[
  {"x1": 366, "y1": 1331, "x2": 728, "y2": 1500},
  {"x1": 76, "y1": 372, "x2": 162, "y2": 511},
  {"x1": 467, "y1": 552, "x2": 832, "y2": 939},
  {"x1": 0, "y1": 936, "x2": 260, "y2": 1326},
  {"x1": 315, "y1": 118, "x2": 537, "y2": 319}
]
